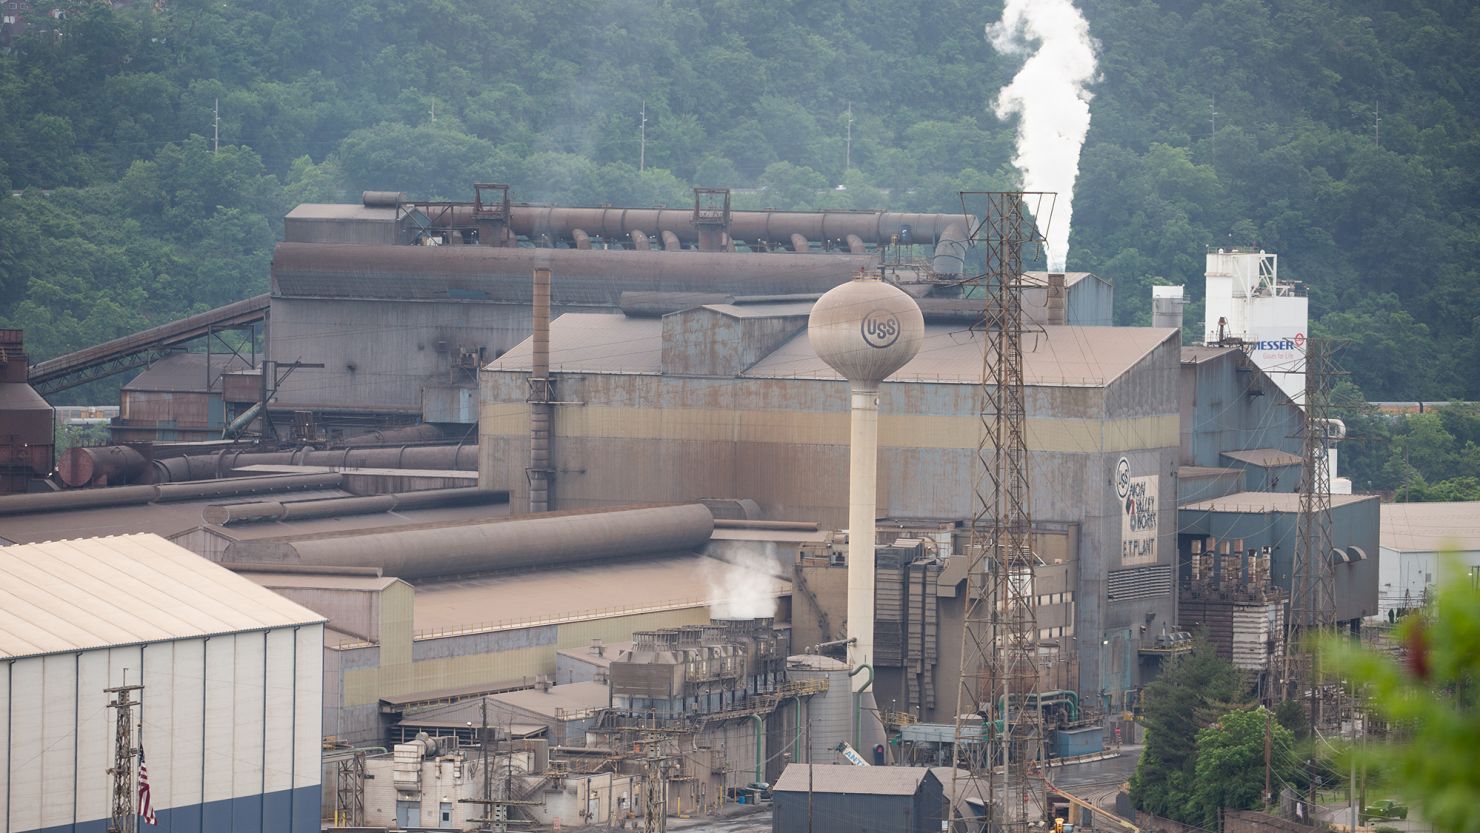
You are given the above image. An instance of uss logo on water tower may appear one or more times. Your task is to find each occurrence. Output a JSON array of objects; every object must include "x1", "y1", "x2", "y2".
[{"x1": 860, "y1": 309, "x2": 901, "y2": 348}]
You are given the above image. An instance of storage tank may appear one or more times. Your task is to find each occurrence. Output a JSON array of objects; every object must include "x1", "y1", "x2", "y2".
[{"x1": 787, "y1": 655, "x2": 853, "y2": 763}]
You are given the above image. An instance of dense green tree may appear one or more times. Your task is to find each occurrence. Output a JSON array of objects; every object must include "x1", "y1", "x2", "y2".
[
  {"x1": 0, "y1": 0, "x2": 1476, "y2": 414},
  {"x1": 1187, "y1": 708, "x2": 1299, "y2": 828},
  {"x1": 1129, "y1": 639, "x2": 1246, "y2": 820}
]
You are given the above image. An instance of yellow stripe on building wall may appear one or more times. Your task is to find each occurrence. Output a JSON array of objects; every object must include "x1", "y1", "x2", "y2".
[{"x1": 480, "y1": 403, "x2": 1176, "y2": 454}]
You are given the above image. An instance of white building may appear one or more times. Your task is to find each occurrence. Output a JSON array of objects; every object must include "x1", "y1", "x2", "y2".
[
  {"x1": 1378, "y1": 502, "x2": 1480, "y2": 617},
  {"x1": 0, "y1": 533, "x2": 325, "y2": 833},
  {"x1": 1203, "y1": 249, "x2": 1308, "y2": 405}
]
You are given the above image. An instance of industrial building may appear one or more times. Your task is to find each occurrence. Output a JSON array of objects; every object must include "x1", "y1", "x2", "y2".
[
  {"x1": 1174, "y1": 342, "x2": 1379, "y2": 681},
  {"x1": 1378, "y1": 501, "x2": 1480, "y2": 617},
  {"x1": 771, "y1": 764, "x2": 948, "y2": 833},
  {"x1": 0, "y1": 533, "x2": 325, "y2": 833},
  {"x1": 0, "y1": 329, "x2": 52, "y2": 495},
  {"x1": 479, "y1": 295, "x2": 1182, "y2": 716}
]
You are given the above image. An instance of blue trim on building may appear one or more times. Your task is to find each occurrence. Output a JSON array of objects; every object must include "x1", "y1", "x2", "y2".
[{"x1": 24, "y1": 785, "x2": 320, "y2": 833}]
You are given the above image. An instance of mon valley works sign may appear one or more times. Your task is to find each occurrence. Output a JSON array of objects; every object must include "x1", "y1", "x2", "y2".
[{"x1": 1116, "y1": 456, "x2": 1158, "y2": 566}]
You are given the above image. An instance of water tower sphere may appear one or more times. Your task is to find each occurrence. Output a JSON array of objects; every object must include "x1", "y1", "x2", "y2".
[{"x1": 808, "y1": 277, "x2": 925, "y2": 385}]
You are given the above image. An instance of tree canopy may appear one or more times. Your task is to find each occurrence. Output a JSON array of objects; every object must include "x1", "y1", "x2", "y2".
[{"x1": 2, "y1": 0, "x2": 1477, "y2": 407}]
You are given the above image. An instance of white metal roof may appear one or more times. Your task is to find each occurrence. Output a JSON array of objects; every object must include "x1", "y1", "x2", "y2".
[
  {"x1": 0, "y1": 533, "x2": 325, "y2": 659},
  {"x1": 1380, "y1": 502, "x2": 1480, "y2": 553}
]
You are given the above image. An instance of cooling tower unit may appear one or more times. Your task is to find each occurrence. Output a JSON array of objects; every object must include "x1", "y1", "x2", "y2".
[{"x1": 808, "y1": 275, "x2": 924, "y2": 691}]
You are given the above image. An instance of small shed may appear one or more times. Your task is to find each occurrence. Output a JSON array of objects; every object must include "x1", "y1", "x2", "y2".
[{"x1": 772, "y1": 764, "x2": 946, "y2": 833}]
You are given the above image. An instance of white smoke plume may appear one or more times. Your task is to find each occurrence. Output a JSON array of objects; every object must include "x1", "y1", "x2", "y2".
[
  {"x1": 704, "y1": 548, "x2": 780, "y2": 620},
  {"x1": 988, "y1": 0, "x2": 1099, "y2": 272}
]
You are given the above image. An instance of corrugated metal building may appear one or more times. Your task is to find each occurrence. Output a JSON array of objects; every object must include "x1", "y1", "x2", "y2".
[
  {"x1": 1378, "y1": 501, "x2": 1480, "y2": 617},
  {"x1": 772, "y1": 764, "x2": 947, "y2": 833},
  {"x1": 1174, "y1": 345, "x2": 1380, "y2": 658},
  {"x1": 114, "y1": 353, "x2": 252, "y2": 443},
  {"x1": 479, "y1": 303, "x2": 1183, "y2": 711},
  {"x1": 1178, "y1": 492, "x2": 1380, "y2": 623},
  {"x1": 0, "y1": 534, "x2": 324, "y2": 833}
]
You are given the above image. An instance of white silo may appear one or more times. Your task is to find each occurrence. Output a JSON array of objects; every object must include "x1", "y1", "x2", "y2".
[{"x1": 808, "y1": 274, "x2": 924, "y2": 691}]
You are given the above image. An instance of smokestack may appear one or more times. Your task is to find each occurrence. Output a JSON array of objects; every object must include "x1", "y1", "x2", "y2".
[
  {"x1": 1152, "y1": 285, "x2": 1186, "y2": 333},
  {"x1": 808, "y1": 274, "x2": 924, "y2": 691},
  {"x1": 1046, "y1": 272, "x2": 1067, "y2": 325},
  {"x1": 528, "y1": 268, "x2": 553, "y2": 513}
]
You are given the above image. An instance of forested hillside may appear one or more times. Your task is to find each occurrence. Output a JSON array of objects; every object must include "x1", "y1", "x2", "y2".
[{"x1": 2, "y1": 0, "x2": 1476, "y2": 406}]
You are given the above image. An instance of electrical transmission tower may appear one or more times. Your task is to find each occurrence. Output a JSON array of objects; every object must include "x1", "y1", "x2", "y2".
[
  {"x1": 950, "y1": 192, "x2": 1050, "y2": 832},
  {"x1": 334, "y1": 750, "x2": 367, "y2": 827},
  {"x1": 106, "y1": 675, "x2": 144, "y2": 833},
  {"x1": 1286, "y1": 339, "x2": 1338, "y2": 725}
]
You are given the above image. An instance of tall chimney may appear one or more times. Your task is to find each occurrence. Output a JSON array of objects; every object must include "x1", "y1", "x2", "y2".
[
  {"x1": 808, "y1": 274, "x2": 924, "y2": 691},
  {"x1": 528, "y1": 268, "x2": 554, "y2": 513},
  {"x1": 1046, "y1": 272, "x2": 1067, "y2": 325}
]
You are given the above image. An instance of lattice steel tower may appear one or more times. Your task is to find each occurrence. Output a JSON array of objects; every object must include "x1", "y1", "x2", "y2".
[
  {"x1": 1287, "y1": 339, "x2": 1337, "y2": 722},
  {"x1": 950, "y1": 192, "x2": 1049, "y2": 832},
  {"x1": 105, "y1": 678, "x2": 143, "y2": 833}
]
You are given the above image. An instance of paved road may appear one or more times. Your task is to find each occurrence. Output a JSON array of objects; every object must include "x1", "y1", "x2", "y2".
[{"x1": 1047, "y1": 745, "x2": 1143, "y2": 811}]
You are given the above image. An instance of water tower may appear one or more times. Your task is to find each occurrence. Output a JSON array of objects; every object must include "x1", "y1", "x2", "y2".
[{"x1": 808, "y1": 274, "x2": 924, "y2": 690}]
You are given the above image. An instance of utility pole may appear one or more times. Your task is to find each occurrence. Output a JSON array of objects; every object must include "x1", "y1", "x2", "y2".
[
  {"x1": 844, "y1": 102, "x2": 854, "y2": 173},
  {"x1": 1264, "y1": 708, "x2": 1273, "y2": 808},
  {"x1": 106, "y1": 671, "x2": 144, "y2": 833},
  {"x1": 950, "y1": 191, "x2": 1048, "y2": 832},
  {"x1": 641, "y1": 731, "x2": 669, "y2": 833},
  {"x1": 458, "y1": 699, "x2": 535, "y2": 832},
  {"x1": 213, "y1": 98, "x2": 220, "y2": 154},
  {"x1": 639, "y1": 100, "x2": 647, "y2": 172},
  {"x1": 1374, "y1": 101, "x2": 1381, "y2": 147},
  {"x1": 1209, "y1": 96, "x2": 1217, "y2": 166}
]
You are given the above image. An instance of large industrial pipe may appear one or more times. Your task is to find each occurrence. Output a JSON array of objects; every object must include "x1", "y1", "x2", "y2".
[
  {"x1": 0, "y1": 472, "x2": 341, "y2": 516},
  {"x1": 628, "y1": 229, "x2": 650, "y2": 250},
  {"x1": 789, "y1": 233, "x2": 810, "y2": 253},
  {"x1": 272, "y1": 243, "x2": 878, "y2": 303},
  {"x1": 931, "y1": 223, "x2": 968, "y2": 276},
  {"x1": 56, "y1": 445, "x2": 149, "y2": 487},
  {"x1": 151, "y1": 443, "x2": 479, "y2": 482},
  {"x1": 405, "y1": 204, "x2": 969, "y2": 250},
  {"x1": 660, "y1": 230, "x2": 682, "y2": 252},
  {"x1": 336, "y1": 423, "x2": 447, "y2": 447},
  {"x1": 219, "y1": 503, "x2": 716, "y2": 580},
  {"x1": 529, "y1": 268, "x2": 553, "y2": 514},
  {"x1": 154, "y1": 473, "x2": 343, "y2": 502},
  {"x1": 202, "y1": 486, "x2": 506, "y2": 525},
  {"x1": 570, "y1": 229, "x2": 592, "y2": 250}
]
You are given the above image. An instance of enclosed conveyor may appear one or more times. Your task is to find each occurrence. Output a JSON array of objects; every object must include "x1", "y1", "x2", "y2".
[{"x1": 219, "y1": 502, "x2": 715, "y2": 580}]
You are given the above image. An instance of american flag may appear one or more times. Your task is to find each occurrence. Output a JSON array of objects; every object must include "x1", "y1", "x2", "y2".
[{"x1": 137, "y1": 747, "x2": 157, "y2": 826}]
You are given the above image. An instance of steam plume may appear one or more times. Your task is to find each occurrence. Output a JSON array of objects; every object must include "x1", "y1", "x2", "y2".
[
  {"x1": 704, "y1": 550, "x2": 779, "y2": 620},
  {"x1": 988, "y1": 0, "x2": 1098, "y2": 272}
]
